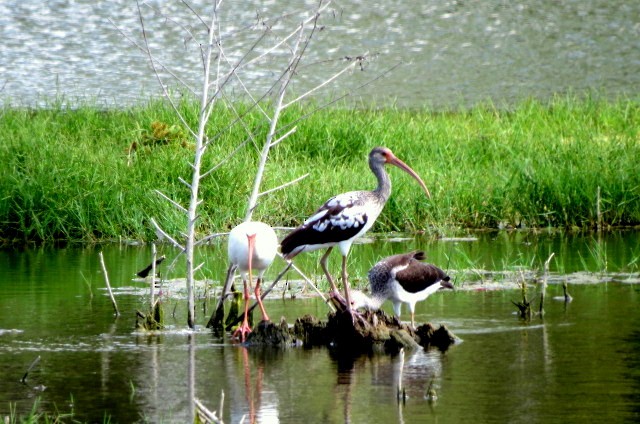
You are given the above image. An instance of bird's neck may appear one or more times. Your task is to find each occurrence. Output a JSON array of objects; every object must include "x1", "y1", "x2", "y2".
[
  {"x1": 360, "y1": 292, "x2": 386, "y2": 310},
  {"x1": 350, "y1": 290, "x2": 386, "y2": 310},
  {"x1": 368, "y1": 294, "x2": 386, "y2": 309},
  {"x1": 371, "y1": 162, "x2": 392, "y2": 201}
]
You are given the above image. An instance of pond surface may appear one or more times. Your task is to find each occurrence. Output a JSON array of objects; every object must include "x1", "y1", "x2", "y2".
[
  {"x1": 1, "y1": 0, "x2": 638, "y2": 108},
  {"x1": 1, "y1": 230, "x2": 639, "y2": 423}
]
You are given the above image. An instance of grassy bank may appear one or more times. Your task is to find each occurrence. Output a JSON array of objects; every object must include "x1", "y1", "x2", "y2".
[{"x1": 1, "y1": 94, "x2": 639, "y2": 244}]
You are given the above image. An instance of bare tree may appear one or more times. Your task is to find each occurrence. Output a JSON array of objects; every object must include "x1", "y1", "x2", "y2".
[{"x1": 115, "y1": 0, "x2": 386, "y2": 328}]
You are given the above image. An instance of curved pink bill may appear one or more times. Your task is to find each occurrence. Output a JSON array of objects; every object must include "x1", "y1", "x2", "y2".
[{"x1": 387, "y1": 154, "x2": 431, "y2": 199}]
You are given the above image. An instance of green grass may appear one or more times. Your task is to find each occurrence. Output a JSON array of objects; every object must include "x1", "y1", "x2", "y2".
[
  {"x1": 1, "y1": 94, "x2": 639, "y2": 244},
  {"x1": 4, "y1": 396, "x2": 82, "y2": 424}
]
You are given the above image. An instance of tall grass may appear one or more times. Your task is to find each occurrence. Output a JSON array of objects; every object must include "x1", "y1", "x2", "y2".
[{"x1": 1, "y1": 94, "x2": 639, "y2": 244}]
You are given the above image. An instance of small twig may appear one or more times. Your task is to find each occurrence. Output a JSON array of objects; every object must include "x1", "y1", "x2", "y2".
[
  {"x1": 150, "y1": 244, "x2": 157, "y2": 309},
  {"x1": 218, "y1": 390, "x2": 225, "y2": 422},
  {"x1": 195, "y1": 232, "x2": 228, "y2": 247},
  {"x1": 99, "y1": 251, "x2": 120, "y2": 317},
  {"x1": 194, "y1": 397, "x2": 224, "y2": 424},
  {"x1": 282, "y1": 57, "x2": 361, "y2": 109},
  {"x1": 207, "y1": 264, "x2": 238, "y2": 329},
  {"x1": 539, "y1": 253, "x2": 555, "y2": 316},
  {"x1": 201, "y1": 138, "x2": 250, "y2": 178},
  {"x1": 258, "y1": 173, "x2": 309, "y2": 197},
  {"x1": 273, "y1": 60, "x2": 403, "y2": 138},
  {"x1": 150, "y1": 218, "x2": 185, "y2": 251},
  {"x1": 21, "y1": 355, "x2": 41, "y2": 384},
  {"x1": 512, "y1": 270, "x2": 530, "y2": 320},
  {"x1": 287, "y1": 260, "x2": 332, "y2": 309},
  {"x1": 269, "y1": 126, "x2": 297, "y2": 148}
]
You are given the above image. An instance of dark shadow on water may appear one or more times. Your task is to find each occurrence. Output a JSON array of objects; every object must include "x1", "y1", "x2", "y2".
[{"x1": 622, "y1": 309, "x2": 640, "y2": 423}]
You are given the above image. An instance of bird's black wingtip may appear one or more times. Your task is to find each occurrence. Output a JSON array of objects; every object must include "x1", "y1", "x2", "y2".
[{"x1": 412, "y1": 251, "x2": 427, "y2": 261}]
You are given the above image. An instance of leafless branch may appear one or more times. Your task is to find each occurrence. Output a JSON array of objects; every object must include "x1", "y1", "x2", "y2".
[
  {"x1": 282, "y1": 57, "x2": 361, "y2": 109},
  {"x1": 195, "y1": 231, "x2": 228, "y2": 247},
  {"x1": 99, "y1": 251, "x2": 120, "y2": 317},
  {"x1": 275, "y1": 60, "x2": 404, "y2": 137},
  {"x1": 259, "y1": 173, "x2": 309, "y2": 197},
  {"x1": 270, "y1": 126, "x2": 297, "y2": 148},
  {"x1": 151, "y1": 218, "x2": 185, "y2": 250},
  {"x1": 155, "y1": 189, "x2": 188, "y2": 214},
  {"x1": 201, "y1": 138, "x2": 250, "y2": 179}
]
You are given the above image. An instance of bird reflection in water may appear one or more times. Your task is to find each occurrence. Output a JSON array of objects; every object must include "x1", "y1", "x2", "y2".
[
  {"x1": 331, "y1": 348, "x2": 447, "y2": 423},
  {"x1": 237, "y1": 347, "x2": 284, "y2": 424},
  {"x1": 241, "y1": 346, "x2": 262, "y2": 424}
]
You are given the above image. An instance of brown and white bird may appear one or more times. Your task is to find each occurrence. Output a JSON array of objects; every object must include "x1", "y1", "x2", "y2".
[
  {"x1": 351, "y1": 251, "x2": 453, "y2": 327},
  {"x1": 280, "y1": 147, "x2": 430, "y2": 311},
  {"x1": 227, "y1": 221, "x2": 278, "y2": 341}
]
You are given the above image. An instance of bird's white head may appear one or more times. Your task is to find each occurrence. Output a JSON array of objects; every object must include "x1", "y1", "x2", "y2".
[{"x1": 349, "y1": 289, "x2": 384, "y2": 310}]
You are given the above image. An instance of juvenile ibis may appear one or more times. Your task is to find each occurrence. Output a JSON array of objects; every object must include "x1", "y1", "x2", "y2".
[
  {"x1": 227, "y1": 221, "x2": 278, "y2": 341},
  {"x1": 352, "y1": 251, "x2": 453, "y2": 327},
  {"x1": 280, "y1": 147, "x2": 430, "y2": 312}
]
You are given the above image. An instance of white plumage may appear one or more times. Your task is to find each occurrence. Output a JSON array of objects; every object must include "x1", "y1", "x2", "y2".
[
  {"x1": 227, "y1": 221, "x2": 278, "y2": 341},
  {"x1": 228, "y1": 221, "x2": 278, "y2": 279}
]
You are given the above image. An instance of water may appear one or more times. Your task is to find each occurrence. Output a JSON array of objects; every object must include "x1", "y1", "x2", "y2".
[
  {"x1": 1, "y1": 231, "x2": 639, "y2": 423},
  {"x1": 1, "y1": 0, "x2": 638, "y2": 108}
]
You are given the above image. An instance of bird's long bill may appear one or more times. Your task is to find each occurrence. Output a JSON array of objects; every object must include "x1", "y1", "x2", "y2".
[
  {"x1": 246, "y1": 233, "x2": 256, "y2": 283},
  {"x1": 388, "y1": 155, "x2": 431, "y2": 199},
  {"x1": 441, "y1": 280, "x2": 455, "y2": 290}
]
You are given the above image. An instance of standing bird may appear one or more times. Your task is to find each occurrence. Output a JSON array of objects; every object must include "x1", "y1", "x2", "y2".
[
  {"x1": 227, "y1": 221, "x2": 279, "y2": 341},
  {"x1": 352, "y1": 251, "x2": 454, "y2": 328},
  {"x1": 280, "y1": 147, "x2": 430, "y2": 311}
]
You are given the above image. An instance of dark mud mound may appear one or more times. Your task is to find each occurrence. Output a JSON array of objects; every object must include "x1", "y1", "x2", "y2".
[{"x1": 245, "y1": 310, "x2": 457, "y2": 354}]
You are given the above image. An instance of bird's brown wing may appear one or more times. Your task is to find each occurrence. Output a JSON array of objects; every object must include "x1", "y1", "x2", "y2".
[{"x1": 395, "y1": 261, "x2": 449, "y2": 294}]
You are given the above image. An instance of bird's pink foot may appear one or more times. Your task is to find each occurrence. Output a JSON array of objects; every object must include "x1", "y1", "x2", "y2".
[
  {"x1": 233, "y1": 321, "x2": 252, "y2": 342},
  {"x1": 348, "y1": 308, "x2": 370, "y2": 328},
  {"x1": 328, "y1": 290, "x2": 349, "y2": 312}
]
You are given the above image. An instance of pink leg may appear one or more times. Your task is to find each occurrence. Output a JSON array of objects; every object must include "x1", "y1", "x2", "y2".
[
  {"x1": 341, "y1": 255, "x2": 352, "y2": 312},
  {"x1": 320, "y1": 247, "x2": 348, "y2": 310},
  {"x1": 233, "y1": 279, "x2": 252, "y2": 342},
  {"x1": 320, "y1": 247, "x2": 339, "y2": 295},
  {"x1": 233, "y1": 233, "x2": 258, "y2": 341},
  {"x1": 255, "y1": 278, "x2": 270, "y2": 322}
]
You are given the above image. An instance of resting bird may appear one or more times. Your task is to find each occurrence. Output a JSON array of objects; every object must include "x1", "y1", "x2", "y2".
[
  {"x1": 280, "y1": 147, "x2": 430, "y2": 312},
  {"x1": 351, "y1": 251, "x2": 453, "y2": 327}
]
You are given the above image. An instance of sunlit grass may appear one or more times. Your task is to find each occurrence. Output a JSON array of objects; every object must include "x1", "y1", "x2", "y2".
[
  {"x1": 1, "y1": 94, "x2": 639, "y2": 244},
  {"x1": 4, "y1": 397, "x2": 78, "y2": 424}
]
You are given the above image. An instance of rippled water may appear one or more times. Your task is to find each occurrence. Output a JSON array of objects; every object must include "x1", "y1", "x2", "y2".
[
  {"x1": 0, "y1": 231, "x2": 639, "y2": 422},
  {"x1": 1, "y1": 0, "x2": 638, "y2": 108}
]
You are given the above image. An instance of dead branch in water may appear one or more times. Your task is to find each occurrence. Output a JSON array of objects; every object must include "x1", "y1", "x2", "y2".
[
  {"x1": 512, "y1": 270, "x2": 531, "y2": 320},
  {"x1": 538, "y1": 252, "x2": 555, "y2": 316},
  {"x1": 194, "y1": 394, "x2": 225, "y2": 424},
  {"x1": 98, "y1": 251, "x2": 120, "y2": 317},
  {"x1": 21, "y1": 355, "x2": 41, "y2": 384}
]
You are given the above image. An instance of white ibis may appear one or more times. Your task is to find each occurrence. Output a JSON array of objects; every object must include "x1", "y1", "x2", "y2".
[
  {"x1": 227, "y1": 221, "x2": 278, "y2": 341},
  {"x1": 280, "y1": 147, "x2": 430, "y2": 312},
  {"x1": 352, "y1": 251, "x2": 453, "y2": 327}
]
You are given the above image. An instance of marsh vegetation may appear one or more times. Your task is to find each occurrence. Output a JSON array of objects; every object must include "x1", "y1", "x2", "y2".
[{"x1": 1, "y1": 95, "x2": 639, "y2": 245}]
